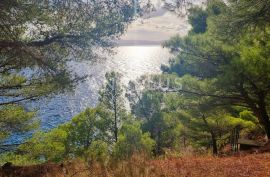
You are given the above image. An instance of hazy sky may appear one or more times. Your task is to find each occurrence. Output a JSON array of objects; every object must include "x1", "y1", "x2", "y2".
[{"x1": 121, "y1": 0, "x2": 205, "y2": 43}]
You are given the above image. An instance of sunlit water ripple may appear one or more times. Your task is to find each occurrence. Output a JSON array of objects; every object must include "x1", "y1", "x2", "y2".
[{"x1": 38, "y1": 46, "x2": 170, "y2": 130}]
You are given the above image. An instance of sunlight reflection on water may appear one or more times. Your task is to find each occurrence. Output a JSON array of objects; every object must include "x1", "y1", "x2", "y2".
[{"x1": 36, "y1": 46, "x2": 171, "y2": 130}]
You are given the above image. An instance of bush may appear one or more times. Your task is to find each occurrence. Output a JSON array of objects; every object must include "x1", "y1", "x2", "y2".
[
  {"x1": 0, "y1": 152, "x2": 39, "y2": 166},
  {"x1": 84, "y1": 140, "x2": 109, "y2": 164},
  {"x1": 113, "y1": 121, "x2": 155, "y2": 160}
]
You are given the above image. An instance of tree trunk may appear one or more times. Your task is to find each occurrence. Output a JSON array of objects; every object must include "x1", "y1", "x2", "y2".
[
  {"x1": 248, "y1": 93, "x2": 270, "y2": 140},
  {"x1": 239, "y1": 84, "x2": 270, "y2": 140},
  {"x1": 202, "y1": 114, "x2": 218, "y2": 155},
  {"x1": 114, "y1": 106, "x2": 118, "y2": 142},
  {"x1": 248, "y1": 107, "x2": 270, "y2": 140},
  {"x1": 262, "y1": 117, "x2": 270, "y2": 140},
  {"x1": 211, "y1": 134, "x2": 218, "y2": 155},
  {"x1": 257, "y1": 106, "x2": 270, "y2": 140},
  {"x1": 183, "y1": 136, "x2": 186, "y2": 148},
  {"x1": 113, "y1": 79, "x2": 118, "y2": 143}
]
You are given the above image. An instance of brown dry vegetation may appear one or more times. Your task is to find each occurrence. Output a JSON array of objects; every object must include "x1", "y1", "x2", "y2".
[{"x1": 1, "y1": 153, "x2": 270, "y2": 177}]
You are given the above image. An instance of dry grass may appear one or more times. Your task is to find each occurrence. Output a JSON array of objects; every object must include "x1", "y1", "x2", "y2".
[
  {"x1": 148, "y1": 154, "x2": 270, "y2": 177},
  {"x1": 1, "y1": 153, "x2": 270, "y2": 177}
]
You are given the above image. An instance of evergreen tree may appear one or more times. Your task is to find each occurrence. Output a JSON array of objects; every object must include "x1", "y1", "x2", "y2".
[
  {"x1": 126, "y1": 78, "x2": 183, "y2": 154},
  {"x1": 99, "y1": 72, "x2": 125, "y2": 142},
  {"x1": 163, "y1": 0, "x2": 270, "y2": 139}
]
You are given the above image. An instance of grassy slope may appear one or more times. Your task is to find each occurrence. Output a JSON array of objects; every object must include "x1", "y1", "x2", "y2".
[{"x1": 1, "y1": 153, "x2": 270, "y2": 177}]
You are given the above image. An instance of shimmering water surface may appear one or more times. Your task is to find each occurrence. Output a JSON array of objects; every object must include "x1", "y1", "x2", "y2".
[{"x1": 36, "y1": 46, "x2": 171, "y2": 130}]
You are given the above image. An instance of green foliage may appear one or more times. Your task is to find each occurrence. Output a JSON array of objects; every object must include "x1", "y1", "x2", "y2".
[
  {"x1": 99, "y1": 72, "x2": 124, "y2": 110},
  {"x1": 0, "y1": 105, "x2": 38, "y2": 143},
  {"x1": 19, "y1": 128, "x2": 68, "y2": 163},
  {"x1": 113, "y1": 121, "x2": 155, "y2": 160},
  {"x1": 65, "y1": 106, "x2": 113, "y2": 154},
  {"x1": 162, "y1": 0, "x2": 270, "y2": 140},
  {"x1": 188, "y1": 7, "x2": 208, "y2": 34},
  {"x1": 127, "y1": 80, "x2": 185, "y2": 154},
  {"x1": 239, "y1": 110, "x2": 258, "y2": 123},
  {"x1": 159, "y1": 112, "x2": 184, "y2": 148},
  {"x1": 84, "y1": 140, "x2": 109, "y2": 164},
  {"x1": 213, "y1": 0, "x2": 270, "y2": 38},
  {"x1": 206, "y1": 0, "x2": 226, "y2": 16},
  {"x1": 12, "y1": 107, "x2": 155, "y2": 163},
  {"x1": 17, "y1": 106, "x2": 112, "y2": 163},
  {"x1": 131, "y1": 90, "x2": 163, "y2": 120},
  {"x1": 141, "y1": 0, "x2": 270, "y2": 154},
  {"x1": 99, "y1": 71, "x2": 126, "y2": 142},
  {"x1": 0, "y1": 152, "x2": 39, "y2": 166}
]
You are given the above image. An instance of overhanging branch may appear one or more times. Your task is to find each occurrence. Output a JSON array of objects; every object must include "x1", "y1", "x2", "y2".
[
  {"x1": 160, "y1": 88, "x2": 244, "y2": 101},
  {"x1": 0, "y1": 95, "x2": 38, "y2": 106}
]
